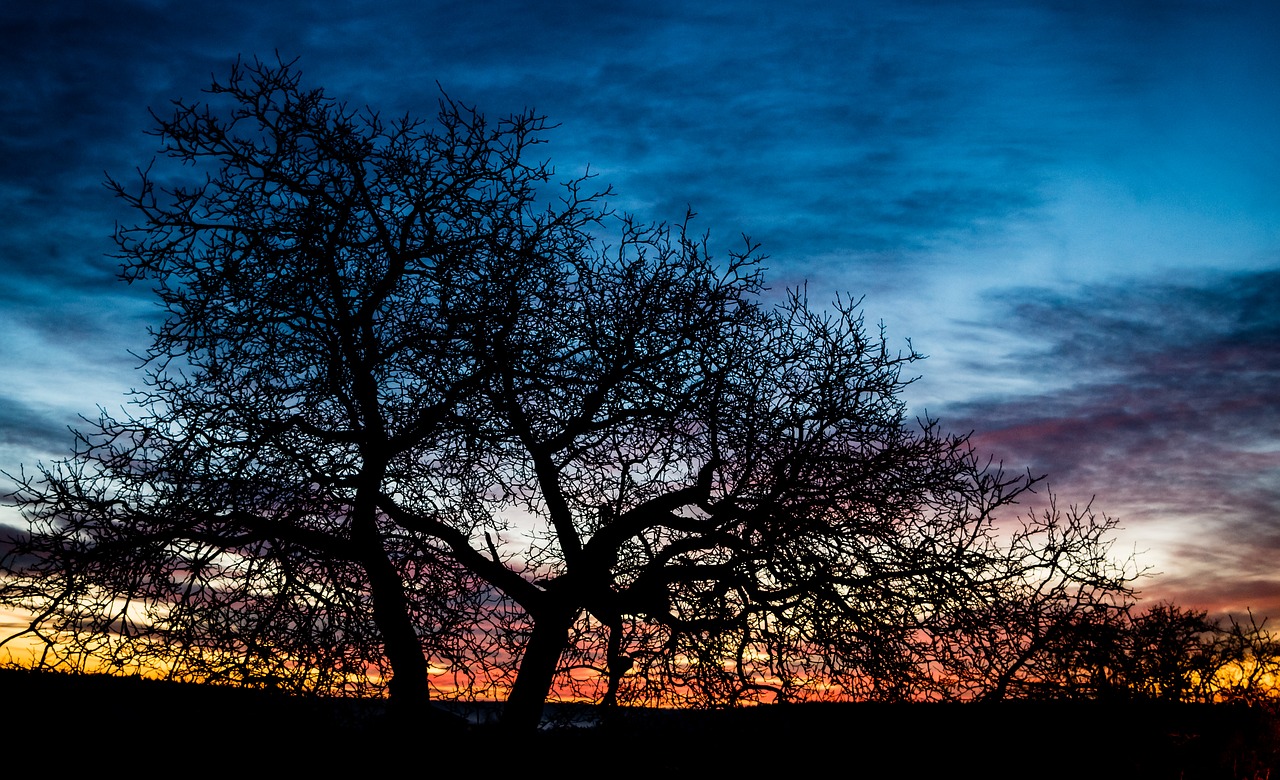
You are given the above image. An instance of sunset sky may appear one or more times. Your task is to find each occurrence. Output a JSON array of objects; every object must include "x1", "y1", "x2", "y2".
[{"x1": 1, "y1": 0, "x2": 1277, "y2": 632}]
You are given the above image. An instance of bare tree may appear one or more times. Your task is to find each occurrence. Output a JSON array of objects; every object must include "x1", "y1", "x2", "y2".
[
  {"x1": 1118, "y1": 603, "x2": 1226, "y2": 702},
  {"x1": 941, "y1": 596, "x2": 1280, "y2": 706},
  {"x1": 1216, "y1": 610, "x2": 1280, "y2": 706},
  {"x1": 1, "y1": 57, "x2": 1141, "y2": 730},
  {"x1": 918, "y1": 496, "x2": 1142, "y2": 702}
]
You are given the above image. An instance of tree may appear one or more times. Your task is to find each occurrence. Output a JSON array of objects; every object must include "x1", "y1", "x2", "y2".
[
  {"x1": 1102, "y1": 604, "x2": 1280, "y2": 706},
  {"x1": 1216, "y1": 610, "x2": 1280, "y2": 706},
  {"x1": 918, "y1": 495, "x2": 1140, "y2": 702},
  {"x1": 0, "y1": 57, "x2": 1138, "y2": 730},
  {"x1": 941, "y1": 598, "x2": 1280, "y2": 706},
  {"x1": 1119, "y1": 604, "x2": 1226, "y2": 702}
]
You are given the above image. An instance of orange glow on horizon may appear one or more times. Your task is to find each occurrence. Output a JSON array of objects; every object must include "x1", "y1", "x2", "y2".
[{"x1": 5, "y1": 597, "x2": 1278, "y2": 708}]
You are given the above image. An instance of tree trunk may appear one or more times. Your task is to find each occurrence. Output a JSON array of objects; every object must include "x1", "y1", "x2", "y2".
[
  {"x1": 602, "y1": 619, "x2": 630, "y2": 708},
  {"x1": 501, "y1": 605, "x2": 576, "y2": 733},
  {"x1": 366, "y1": 551, "x2": 433, "y2": 718},
  {"x1": 352, "y1": 507, "x2": 432, "y2": 722}
]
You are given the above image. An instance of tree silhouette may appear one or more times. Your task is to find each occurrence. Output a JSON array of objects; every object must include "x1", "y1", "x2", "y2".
[
  {"x1": 944, "y1": 601, "x2": 1280, "y2": 705},
  {"x1": 1100, "y1": 604, "x2": 1280, "y2": 705},
  {"x1": 917, "y1": 496, "x2": 1139, "y2": 702},
  {"x1": 1, "y1": 57, "x2": 1140, "y2": 729}
]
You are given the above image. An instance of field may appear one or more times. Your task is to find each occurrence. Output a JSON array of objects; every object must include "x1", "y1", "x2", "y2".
[{"x1": 2, "y1": 667, "x2": 1275, "y2": 778}]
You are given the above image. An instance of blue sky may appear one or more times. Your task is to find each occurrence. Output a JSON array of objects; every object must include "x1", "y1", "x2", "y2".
[{"x1": 1, "y1": 0, "x2": 1278, "y2": 621}]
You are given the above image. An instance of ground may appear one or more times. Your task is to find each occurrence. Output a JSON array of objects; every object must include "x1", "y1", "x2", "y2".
[{"x1": 1, "y1": 668, "x2": 1274, "y2": 778}]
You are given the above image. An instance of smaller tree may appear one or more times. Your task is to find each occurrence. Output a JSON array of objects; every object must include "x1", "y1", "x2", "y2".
[
  {"x1": 975, "y1": 601, "x2": 1280, "y2": 705},
  {"x1": 1120, "y1": 604, "x2": 1226, "y2": 703},
  {"x1": 1104, "y1": 604, "x2": 1280, "y2": 705},
  {"x1": 1216, "y1": 610, "x2": 1280, "y2": 706},
  {"x1": 916, "y1": 495, "x2": 1141, "y2": 701}
]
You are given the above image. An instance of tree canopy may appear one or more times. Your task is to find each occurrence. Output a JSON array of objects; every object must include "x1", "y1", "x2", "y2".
[{"x1": 1, "y1": 58, "x2": 1145, "y2": 730}]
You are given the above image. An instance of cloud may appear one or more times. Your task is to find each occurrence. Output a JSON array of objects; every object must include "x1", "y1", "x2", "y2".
[
  {"x1": 0, "y1": 394, "x2": 75, "y2": 454},
  {"x1": 939, "y1": 269, "x2": 1280, "y2": 615},
  {"x1": 7, "y1": 0, "x2": 1262, "y2": 300}
]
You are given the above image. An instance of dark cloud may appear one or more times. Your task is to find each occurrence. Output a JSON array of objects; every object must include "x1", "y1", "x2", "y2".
[
  {"x1": 3, "y1": 0, "x2": 1252, "y2": 295},
  {"x1": 0, "y1": 0, "x2": 1108, "y2": 379},
  {"x1": 0, "y1": 393, "x2": 77, "y2": 459},
  {"x1": 941, "y1": 269, "x2": 1280, "y2": 615},
  {"x1": 0, "y1": 526, "x2": 31, "y2": 562}
]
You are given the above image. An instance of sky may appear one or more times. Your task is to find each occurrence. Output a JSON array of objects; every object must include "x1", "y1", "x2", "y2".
[{"x1": 0, "y1": 0, "x2": 1277, "y2": 633}]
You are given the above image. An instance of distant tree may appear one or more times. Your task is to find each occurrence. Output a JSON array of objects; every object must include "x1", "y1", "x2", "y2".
[
  {"x1": 1118, "y1": 604, "x2": 1225, "y2": 702},
  {"x1": 970, "y1": 601, "x2": 1280, "y2": 706},
  {"x1": 1216, "y1": 610, "x2": 1280, "y2": 706},
  {"x1": 1099, "y1": 604, "x2": 1280, "y2": 706},
  {"x1": 0, "y1": 57, "x2": 1140, "y2": 730}
]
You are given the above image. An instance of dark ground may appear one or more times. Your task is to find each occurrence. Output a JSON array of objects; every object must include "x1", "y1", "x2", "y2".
[{"x1": 1, "y1": 667, "x2": 1275, "y2": 778}]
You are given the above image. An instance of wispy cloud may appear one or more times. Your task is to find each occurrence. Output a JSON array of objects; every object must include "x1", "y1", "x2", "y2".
[{"x1": 941, "y1": 270, "x2": 1280, "y2": 615}]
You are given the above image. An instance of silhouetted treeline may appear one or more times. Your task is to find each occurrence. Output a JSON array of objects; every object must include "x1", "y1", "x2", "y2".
[{"x1": 971, "y1": 603, "x2": 1280, "y2": 706}]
